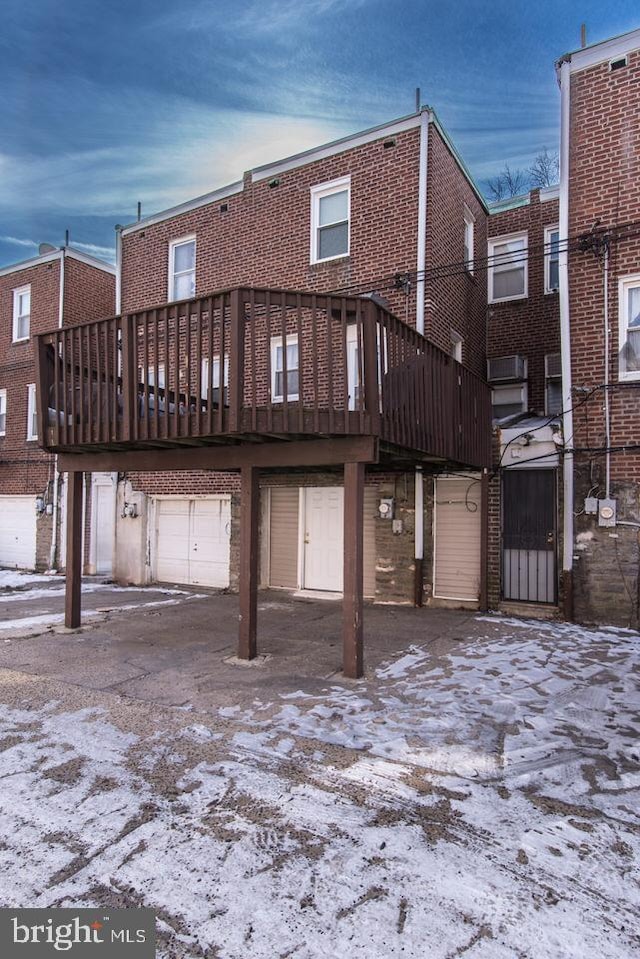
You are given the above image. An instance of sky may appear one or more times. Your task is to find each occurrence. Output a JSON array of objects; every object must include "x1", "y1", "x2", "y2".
[{"x1": 1, "y1": 0, "x2": 638, "y2": 268}]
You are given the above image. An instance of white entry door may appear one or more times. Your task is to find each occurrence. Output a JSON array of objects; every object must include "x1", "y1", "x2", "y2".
[
  {"x1": 0, "y1": 496, "x2": 37, "y2": 569},
  {"x1": 91, "y1": 475, "x2": 116, "y2": 574},
  {"x1": 303, "y1": 487, "x2": 344, "y2": 592},
  {"x1": 155, "y1": 497, "x2": 230, "y2": 588}
]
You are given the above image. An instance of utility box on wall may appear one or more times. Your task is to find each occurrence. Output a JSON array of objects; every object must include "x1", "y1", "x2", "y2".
[{"x1": 378, "y1": 498, "x2": 394, "y2": 520}]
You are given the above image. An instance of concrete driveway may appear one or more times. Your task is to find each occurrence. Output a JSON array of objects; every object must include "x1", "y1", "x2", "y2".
[{"x1": 0, "y1": 574, "x2": 638, "y2": 958}]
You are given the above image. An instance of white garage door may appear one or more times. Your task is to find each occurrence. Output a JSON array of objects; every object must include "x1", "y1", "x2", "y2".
[
  {"x1": 154, "y1": 497, "x2": 230, "y2": 588},
  {"x1": 433, "y1": 476, "x2": 481, "y2": 601},
  {"x1": 0, "y1": 496, "x2": 37, "y2": 570}
]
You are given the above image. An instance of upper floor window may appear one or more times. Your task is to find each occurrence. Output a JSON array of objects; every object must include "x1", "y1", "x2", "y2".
[
  {"x1": 168, "y1": 237, "x2": 196, "y2": 301},
  {"x1": 201, "y1": 355, "x2": 229, "y2": 406},
  {"x1": 0, "y1": 389, "x2": 6, "y2": 436},
  {"x1": 618, "y1": 273, "x2": 640, "y2": 381},
  {"x1": 463, "y1": 206, "x2": 475, "y2": 274},
  {"x1": 544, "y1": 226, "x2": 560, "y2": 293},
  {"x1": 12, "y1": 285, "x2": 31, "y2": 341},
  {"x1": 271, "y1": 334, "x2": 299, "y2": 402},
  {"x1": 310, "y1": 177, "x2": 350, "y2": 263},
  {"x1": 27, "y1": 384, "x2": 38, "y2": 441},
  {"x1": 488, "y1": 233, "x2": 527, "y2": 303}
]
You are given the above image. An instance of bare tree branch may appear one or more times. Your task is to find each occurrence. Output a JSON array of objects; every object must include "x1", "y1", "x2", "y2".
[{"x1": 528, "y1": 147, "x2": 559, "y2": 188}]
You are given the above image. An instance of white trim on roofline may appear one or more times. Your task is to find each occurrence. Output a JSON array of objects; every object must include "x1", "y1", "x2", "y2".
[
  {"x1": 251, "y1": 113, "x2": 422, "y2": 181},
  {"x1": 558, "y1": 27, "x2": 640, "y2": 75},
  {"x1": 121, "y1": 181, "x2": 244, "y2": 237},
  {"x1": 540, "y1": 185, "x2": 559, "y2": 202},
  {"x1": 0, "y1": 249, "x2": 62, "y2": 278},
  {"x1": 0, "y1": 246, "x2": 116, "y2": 279},
  {"x1": 120, "y1": 109, "x2": 489, "y2": 238},
  {"x1": 64, "y1": 248, "x2": 117, "y2": 276}
]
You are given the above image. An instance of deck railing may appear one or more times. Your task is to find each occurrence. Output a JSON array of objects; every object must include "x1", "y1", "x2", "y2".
[{"x1": 35, "y1": 286, "x2": 491, "y2": 467}]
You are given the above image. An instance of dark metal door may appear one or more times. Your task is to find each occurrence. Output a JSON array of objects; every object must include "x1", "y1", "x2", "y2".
[{"x1": 502, "y1": 469, "x2": 557, "y2": 604}]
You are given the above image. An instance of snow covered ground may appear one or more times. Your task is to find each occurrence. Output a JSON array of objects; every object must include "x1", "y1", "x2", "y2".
[{"x1": 0, "y1": 611, "x2": 638, "y2": 958}]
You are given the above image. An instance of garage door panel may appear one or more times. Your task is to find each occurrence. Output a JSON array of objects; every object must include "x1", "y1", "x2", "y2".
[
  {"x1": 155, "y1": 497, "x2": 230, "y2": 588},
  {"x1": 434, "y1": 477, "x2": 481, "y2": 601},
  {"x1": 0, "y1": 496, "x2": 37, "y2": 570}
]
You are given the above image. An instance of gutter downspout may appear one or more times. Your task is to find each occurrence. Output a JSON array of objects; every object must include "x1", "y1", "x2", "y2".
[
  {"x1": 115, "y1": 225, "x2": 123, "y2": 314},
  {"x1": 559, "y1": 60, "x2": 574, "y2": 620},
  {"x1": 48, "y1": 249, "x2": 65, "y2": 571},
  {"x1": 414, "y1": 107, "x2": 430, "y2": 606},
  {"x1": 603, "y1": 243, "x2": 611, "y2": 499}
]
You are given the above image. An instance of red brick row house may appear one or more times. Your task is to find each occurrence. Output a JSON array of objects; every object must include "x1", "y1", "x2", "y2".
[
  {"x1": 26, "y1": 24, "x2": 640, "y2": 674},
  {"x1": 108, "y1": 108, "x2": 491, "y2": 610},
  {"x1": 0, "y1": 246, "x2": 115, "y2": 572},
  {"x1": 485, "y1": 187, "x2": 562, "y2": 609},
  {"x1": 557, "y1": 28, "x2": 640, "y2": 628}
]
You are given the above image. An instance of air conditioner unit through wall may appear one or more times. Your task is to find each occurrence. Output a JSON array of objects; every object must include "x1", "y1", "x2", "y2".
[{"x1": 487, "y1": 354, "x2": 526, "y2": 382}]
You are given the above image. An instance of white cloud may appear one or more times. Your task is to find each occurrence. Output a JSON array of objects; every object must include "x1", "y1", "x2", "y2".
[{"x1": 0, "y1": 235, "x2": 39, "y2": 249}]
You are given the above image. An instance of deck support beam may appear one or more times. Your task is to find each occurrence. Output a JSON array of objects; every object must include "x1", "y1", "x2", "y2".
[
  {"x1": 65, "y1": 471, "x2": 84, "y2": 628},
  {"x1": 343, "y1": 461, "x2": 365, "y2": 679},
  {"x1": 238, "y1": 465, "x2": 259, "y2": 660}
]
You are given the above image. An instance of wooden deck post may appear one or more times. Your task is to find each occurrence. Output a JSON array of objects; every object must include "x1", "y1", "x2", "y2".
[
  {"x1": 65, "y1": 471, "x2": 84, "y2": 629},
  {"x1": 343, "y1": 461, "x2": 365, "y2": 679},
  {"x1": 229, "y1": 289, "x2": 245, "y2": 433},
  {"x1": 479, "y1": 467, "x2": 489, "y2": 612},
  {"x1": 238, "y1": 465, "x2": 259, "y2": 660}
]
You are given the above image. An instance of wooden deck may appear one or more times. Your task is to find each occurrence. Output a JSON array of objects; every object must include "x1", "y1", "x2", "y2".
[{"x1": 35, "y1": 286, "x2": 491, "y2": 470}]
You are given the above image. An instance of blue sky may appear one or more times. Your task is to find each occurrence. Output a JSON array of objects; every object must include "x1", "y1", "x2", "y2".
[{"x1": 1, "y1": 0, "x2": 638, "y2": 267}]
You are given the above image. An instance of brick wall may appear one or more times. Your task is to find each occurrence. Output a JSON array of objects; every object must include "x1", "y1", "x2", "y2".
[
  {"x1": 487, "y1": 191, "x2": 561, "y2": 412},
  {"x1": 567, "y1": 48, "x2": 640, "y2": 624}
]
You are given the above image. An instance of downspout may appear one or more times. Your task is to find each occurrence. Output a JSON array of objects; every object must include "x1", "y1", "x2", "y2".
[
  {"x1": 115, "y1": 225, "x2": 123, "y2": 314},
  {"x1": 48, "y1": 249, "x2": 65, "y2": 570},
  {"x1": 559, "y1": 60, "x2": 574, "y2": 619},
  {"x1": 414, "y1": 107, "x2": 430, "y2": 606},
  {"x1": 603, "y1": 243, "x2": 611, "y2": 499}
]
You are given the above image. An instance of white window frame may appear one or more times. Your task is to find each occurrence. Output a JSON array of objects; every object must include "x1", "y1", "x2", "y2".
[
  {"x1": 27, "y1": 383, "x2": 38, "y2": 441},
  {"x1": 168, "y1": 236, "x2": 196, "y2": 302},
  {"x1": 463, "y1": 206, "x2": 475, "y2": 274},
  {"x1": 488, "y1": 231, "x2": 528, "y2": 304},
  {"x1": 138, "y1": 364, "x2": 166, "y2": 389},
  {"x1": 201, "y1": 354, "x2": 229, "y2": 401},
  {"x1": 12, "y1": 285, "x2": 31, "y2": 342},
  {"x1": 544, "y1": 225, "x2": 560, "y2": 294},
  {"x1": 450, "y1": 330, "x2": 463, "y2": 363},
  {"x1": 0, "y1": 389, "x2": 6, "y2": 437},
  {"x1": 618, "y1": 273, "x2": 640, "y2": 382},
  {"x1": 270, "y1": 334, "x2": 299, "y2": 403},
  {"x1": 310, "y1": 176, "x2": 351, "y2": 264}
]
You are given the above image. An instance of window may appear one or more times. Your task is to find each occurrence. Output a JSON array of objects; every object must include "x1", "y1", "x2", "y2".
[
  {"x1": 27, "y1": 384, "x2": 37, "y2": 440},
  {"x1": 491, "y1": 383, "x2": 527, "y2": 421},
  {"x1": 168, "y1": 237, "x2": 196, "y2": 301},
  {"x1": 488, "y1": 233, "x2": 527, "y2": 303},
  {"x1": 347, "y1": 325, "x2": 361, "y2": 411},
  {"x1": 463, "y1": 206, "x2": 474, "y2": 274},
  {"x1": 271, "y1": 335, "x2": 299, "y2": 402},
  {"x1": 545, "y1": 353, "x2": 563, "y2": 415},
  {"x1": 310, "y1": 177, "x2": 350, "y2": 263},
  {"x1": 138, "y1": 365, "x2": 165, "y2": 389},
  {"x1": 450, "y1": 330, "x2": 463, "y2": 363},
  {"x1": 544, "y1": 226, "x2": 560, "y2": 293},
  {"x1": 0, "y1": 389, "x2": 6, "y2": 436},
  {"x1": 12, "y1": 285, "x2": 31, "y2": 341},
  {"x1": 618, "y1": 274, "x2": 640, "y2": 381},
  {"x1": 201, "y1": 355, "x2": 229, "y2": 405}
]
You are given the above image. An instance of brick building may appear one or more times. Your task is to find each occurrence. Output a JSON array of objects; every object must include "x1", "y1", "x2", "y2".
[
  {"x1": 485, "y1": 188, "x2": 563, "y2": 609},
  {"x1": 557, "y1": 28, "x2": 640, "y2": 627},
  {"x1": 0, "y1": 246, "x2": 115, "y2": 571},
  {"x1": 108, "y1": 108, "x2": 492, "y2": 610}
]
